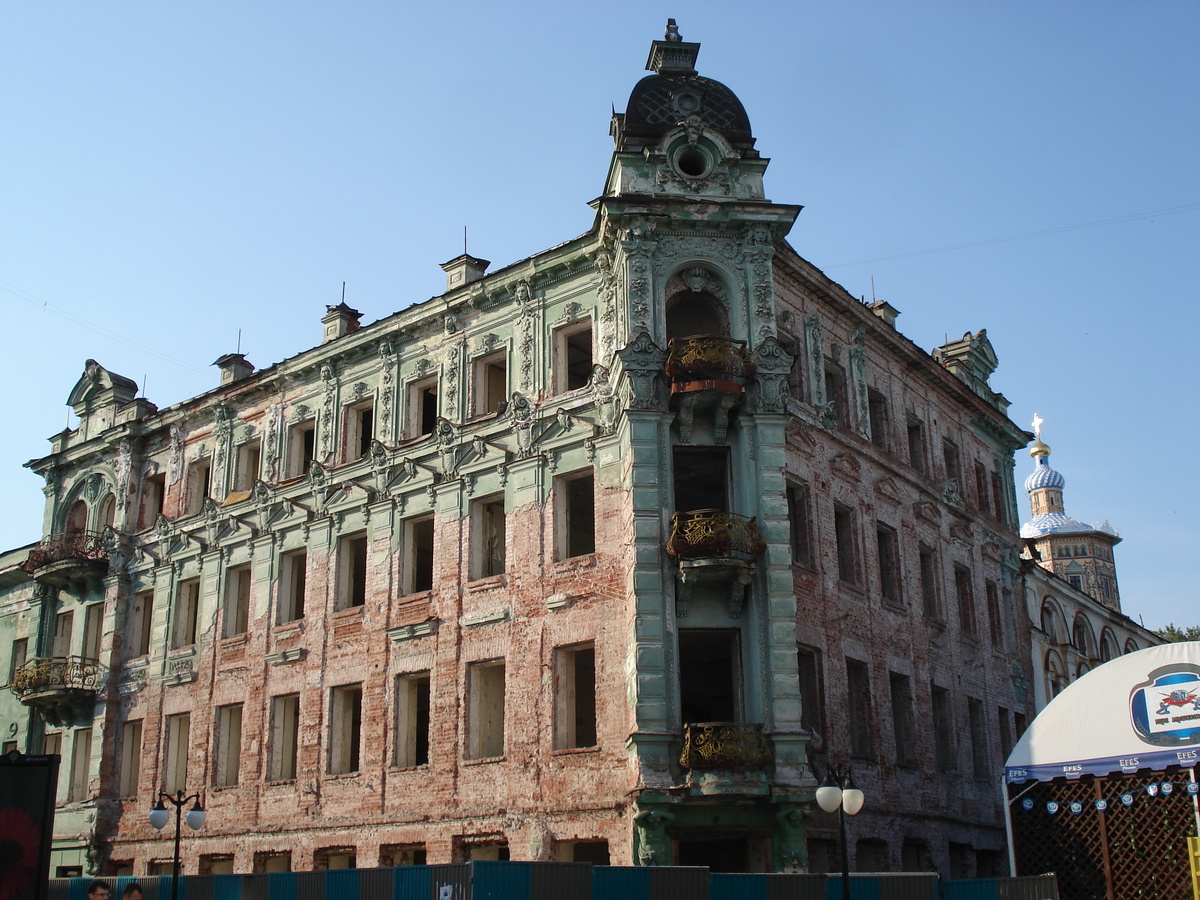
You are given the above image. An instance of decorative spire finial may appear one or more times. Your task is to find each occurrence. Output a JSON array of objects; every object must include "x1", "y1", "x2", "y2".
[
  {"x1": 664, "y1": 18, "x2": 682, "y2": 42},
  {"x1": 1029, "y1": 412, "x2": 1051, "y2": 459},
  {"x1": 1032, "y1": 412, "x2": 1044, "y2": 440}
]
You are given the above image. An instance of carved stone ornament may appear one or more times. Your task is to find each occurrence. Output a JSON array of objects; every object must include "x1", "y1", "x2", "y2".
[
  {"x1": 616, "y1": 332, "x2": 665, "y2": 410},
  {"x1": 752, "y1": 335, "x2": 793, "y2": 413},
  {"x1": 914, "y1": 500, "x2": 942, "y2": 524},
  {"x1": 874, "y1": 476, "x2": 904, "y2": 506}
]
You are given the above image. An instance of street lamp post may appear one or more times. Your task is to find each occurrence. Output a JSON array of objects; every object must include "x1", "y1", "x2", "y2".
[
  {"x1": 815, "y1": 765, "x2": 865, "y2": 900},
  {"x1": 149, "y1": 790, "x2": 206, "y2": 900}
]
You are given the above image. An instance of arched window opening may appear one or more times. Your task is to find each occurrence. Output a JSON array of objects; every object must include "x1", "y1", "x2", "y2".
[
  {"x1": 666, "y1": 291, "x2": 727, "y2": 340},
  {"x1": 1125, "y1": 639, "x2": 1139, "y2": 655},
  {"x1": 1072, "y1": 616, "x2": 1095, "y2": 658},
  {"x1": 65, "y1": 499, "x2": 88, "y2": 535},
  {"x1": 1100, "y1": 630, "x2": 1120, "y2": 663},
  {"x1": 98, "y1": 494, "x2": 117, "y2": 530},
  {"x1": 1045, "y1": 651, "x2": 1067, "y2": 699}
]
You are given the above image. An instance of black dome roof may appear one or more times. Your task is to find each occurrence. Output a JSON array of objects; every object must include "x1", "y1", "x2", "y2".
[{"x1": 619, "y1": 72, "x2": 756, "y2": 152}]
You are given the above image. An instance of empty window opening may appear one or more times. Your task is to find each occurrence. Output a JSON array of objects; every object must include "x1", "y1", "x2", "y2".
[
  {"x1": 955, "y1": 565, "x2": 976, "y2": 635},
  {"x1": 345, "y1": 401, "x2": 375, "y2": 461},
  {"x1": 666, "y1": 291, "x2": 727, "y2": 339},
  {"x1": 186, "y1": 459, "x2": 211, "y2": 516},
  {"x1": 876, "y1": 523, "x2": 901, "y2": 606},
  {"x1": 991, "y1": 472, "x2": 1007, "y2": 523},
  {"x1": 998, "y1": 707, "x2": 1013, "y2": 761},
  {"x1": 985, "y1": 580, "x2": 1002, "y2": 646},
  {"x1": 98, "y1": 494, "x2": 116, "y2": 530},
  {"x1": 224, "y1": 566, "x2": 251, "y2": 637},
  {"x1": 555, "y1": 644, "x2": 597, "y2": 750},
  {"x1": 279, "y1": 551, "x2": 307, "y2": 624},
  {"x1": 118, "y1": 720, "x2": 142, "y2": 797},
  {"x1": 140, "y1": 474, "x2": 165, "y2": 529},
  {"x1": 942, "y1": 439, "x2": 961, "y2": 488},
  {"x1": 43, "y1": 733, "x2": 62, "y2": 765},
  {"x1": 931, "y1": 685, "x2": 956, "y2": 770},
  {"x1": 678, "y1": 629, "x2": 741, "y2": 723},
  {"x1": 338, "y1": 532, "x2": 369, "y2": 609},
  {"x1": 557, "y1": 841, "x2": 609, "y2": 865},
  {"x1": 254, "y1": 853, "x2": 292, "y2": 874},
  {"x1": 233, "y1": 441, "x2": 261, "y2": 492},
  {"x1": 379, "y1": 845, "x2": 427, "y2": 867},
  {"x1": 889, "y1": 673, "x2": 916, "y2": 767},
  {"x1": 405, "y1": 516, "x2": 435, "y2": 593},
  {"x1": 270, "y1": 694, "x2": 300, "y2": 781},
  {"x1": 69, "y1": 728, "x2": 92, "y2": 802},
  {"x1": 215, "y1": 704, "x2": 243, "y2": 787},
  {"x1": 164, "y1": 713, "x2": 190, "y2": 794},
  {"x1": 65, "y1": 499, "x2": 88, "y2": 535},
  {"x1": 558, "y1": 471, "x2": 596, "y2": 559},
  {"x1": 919, "y1": 544, "x2": 941, "y2": 619},
  {"x1": 672, "y1": 447, "x2": 729, "y2": 513},
  {"x1": 316, "y1": 849, "x2": 357, "y2": 870},
  {"x1": 906, "y1": 418, "x2": 926, "y2": 473},
  {"x1": 51, "y1": 611, "x2": 73, "y2": 658},
  {"x1": 968, "y1": 697, "x2": 988, "y2": 778},
  {"x1": 394, "y1": 672, "x2": 431, "y2": 767},
  {"x1": 796, "y1": 644, "x2": 824, "y2": 736},
  {"x1": 823, "y1": 361, "x2": 848, "y2": 429},
  {"x1": 466, "y1": 660, "x2": 506, "y2": 760},
  {"x1": 127, "y1": 591, "x2": 153, "y2": 659},
  {"x1": 200, "y1": 856, "x2": 235, "y2": 876},
  {"x1": 409, "y1": 377, "x2": 439, "y2": 438},
  {"x1": 9, "y1": 638, "x2": 28, "y2": 684},
  {"x1": 286, "y1": 420, "x2": 317, "y2": 478},
  {"x1": 473, "y1": 352, "x2": 508, "y2": 416},
  {"x1": 786, "y1": 482, "x2": 813, "y2": 567},
  {"x1": 472, "y1": 495, "x2": 506, "y2": 579},
  {"x1": 867, "y1": 389, "x2": 890, "y2": 450},
  {"x1": 82, "y1": 603, "x2": 103, "y2": 661},
  {"x1": 973, "y1": 461, "x2": 991, "y2": 515},
  {"x1": 329, "y1": 684, "x2": 363, "y2": 775},
  {"x1": 173, "y1": 579, "x2": 200, "y2": 649},
  {"x1": 846, "y1": 658, "x2": 873, "y2": 759},
  {"x1": 556, "y1": 321, "x2": 594, "y2": 392},
  {"x1": 834, "y1": 503, "x2": 859, "y2": 585},
  {"x1": 463, "y1": 841, "x2": 510, "y2": 862}
]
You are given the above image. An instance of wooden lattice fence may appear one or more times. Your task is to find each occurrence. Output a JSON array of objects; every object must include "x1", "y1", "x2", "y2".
[{"x1": 1010, "y1": 768, "x2": 1199, "y2": 900}]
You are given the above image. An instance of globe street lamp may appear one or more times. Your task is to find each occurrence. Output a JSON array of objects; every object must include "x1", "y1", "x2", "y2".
[
  {"x1": 149, "y1": 790, "x2": 206, "y2": 900},
  {"x1": 815, "y1": 765, "x2": 864, "y2": 900}
]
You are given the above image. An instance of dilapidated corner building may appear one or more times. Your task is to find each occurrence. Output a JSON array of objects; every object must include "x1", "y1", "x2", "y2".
[{"x1": 1, "y1": 23, "x2": 1034, "y2": 878}]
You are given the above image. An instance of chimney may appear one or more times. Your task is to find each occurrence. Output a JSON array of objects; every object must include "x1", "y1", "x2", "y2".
[
  {"x1": 321, "y1": 302, "x2": 363, "y2": 343},
  {"x1": 213, "y1": 353, "x2": 255, "y2": 386},
  {"x1": 868, "y1": 300, "x2": 900, "y2": 329},
  {"x1": 440, "y1": 254, "x2": 490, "y2": 293}
]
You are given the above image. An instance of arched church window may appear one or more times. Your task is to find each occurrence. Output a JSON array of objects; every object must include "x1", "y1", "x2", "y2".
[{"x1": 98, "y1": 494, "x2": 116, "y2": 530}]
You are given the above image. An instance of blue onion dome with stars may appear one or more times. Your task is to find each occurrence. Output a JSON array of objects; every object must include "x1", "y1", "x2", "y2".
[{"x1": 1023, "y1": 440, "x2": 1066, "y2": 493}]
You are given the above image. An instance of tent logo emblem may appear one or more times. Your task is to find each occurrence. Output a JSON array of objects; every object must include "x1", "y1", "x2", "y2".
[{"x1": 1129, "y1": 664, "x2": 1200, "y2": 747}]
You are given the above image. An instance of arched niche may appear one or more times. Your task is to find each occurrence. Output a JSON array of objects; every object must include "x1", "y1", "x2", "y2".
[
  {"x1": 98, "y1": 494, "x2": 117, "y2": 530},
  {"x1": 65, "y1": 499, "x2": 88, "y2": 535},
  {"x1": 665, "y1": 290, "x2": 728, "y2": 341}
]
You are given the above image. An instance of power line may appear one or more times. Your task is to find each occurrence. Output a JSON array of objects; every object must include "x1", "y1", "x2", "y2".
[
  {"x1": 825, "y1": 202, "x2": 1200, "y2": 269},
  {"x1": 0, "y1": 277, "x2": 208, "y2": 373}
]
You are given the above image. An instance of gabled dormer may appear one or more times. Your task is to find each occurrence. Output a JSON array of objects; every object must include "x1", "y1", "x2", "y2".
[{"x1": 66, "y1": 359, "x2": 140, "y2": 438}]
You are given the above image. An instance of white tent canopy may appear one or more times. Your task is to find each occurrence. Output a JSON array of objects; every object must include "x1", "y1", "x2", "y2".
[{"x1": 1005, "y1": 641, "x2": 1200, "y2": 783}]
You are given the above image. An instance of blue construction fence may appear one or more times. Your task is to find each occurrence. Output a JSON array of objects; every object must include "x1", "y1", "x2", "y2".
[{"x1": 48, "y1": 862, "x2": 1059, "y2": 900}]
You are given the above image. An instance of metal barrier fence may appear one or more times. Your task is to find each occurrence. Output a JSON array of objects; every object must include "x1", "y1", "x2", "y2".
[{"x1": 47, "y1": 863, "x2": 1059, "y2": 900}]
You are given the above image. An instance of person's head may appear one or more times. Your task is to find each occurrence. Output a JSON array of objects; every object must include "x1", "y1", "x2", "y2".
[
  {"x1": 87, "y1": 880, "x2": 112, "y2": 900},
  {"x1": 122, "y1": 883, "x2": 144, "y2": 900}
]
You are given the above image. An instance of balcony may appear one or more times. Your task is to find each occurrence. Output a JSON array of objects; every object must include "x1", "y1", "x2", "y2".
[
  {"x1": 20, "y1": 531, "x2": 109, "y2": 585},
  {"x1": 665, "y1": 337, "x2": 755, "y2": 443},
  {"x1": 667, "y1": 510, "x2": 765, "y2": 563},
  {"x1": 10, "y1": 656, "x2": 103, "y2": 726},
  {"x1": 680, "y1": 722, "x2": 772, "y2": 770}
]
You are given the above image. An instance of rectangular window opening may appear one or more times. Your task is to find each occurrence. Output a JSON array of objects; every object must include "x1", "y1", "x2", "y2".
[
  {"x1": 985, "y1": 579, "x2": 1002, "y2": 646},
  {"x1": 286, "y1": 420, "x2": 317, "y2": 478},
  {"x1": 473, "y1": 351, "x2": 508, "y2": 416},
  {"x1": 235, "y1": 441, "x2": 261, "y2": 492},
  {"x1": 556, "y1": 321, "x2": 593, "y2": 393},
  {"x1": 466, "y1": 660, "x2": 506, "y2": 760},
  {"x1": 824, "y1": 361, "x2": 848, "y2": 429},
  {"x1": 8, "y1": 638, "x2": 28, "y2": 685},
  {"x1": 955, "y1": 564, "x2": 977, "y2": 635},
  {"x1": 906, "y1": 418, "x2": 926, "y2": 474},
  {"x1": 329, "y1": 684, "x2": 363, "y2": 775},
  {"x1": 796, "y1": 644, "x2": 824, "y2": 736},
  {"x1": 919, "y1": 544, "x2": 941, "y2": 619},
  {"x1": 338, "y1": 532, "x2": 369, "y2": 609},
  {"x1": 128, "y1": 591, "x2": 154, "y2": 658},
  {"x1": 344, "y1": 401, "x2": 375, "y2": 462},
  {"x1": 186, "y1": 459, "x2": 212, "y2": 516},
  {"x1": 173, "y1": 580, "x2": 200, "y2": 649},
  {"x1": 279, "y1": 551, "x2": 307, "y2": 624},
  {"x1": 405, "y1": 516, "x2": 435, "y2": 594},
  {"x1": 786, "y1": 482, "x2": 813, "y2": 568},
  {"x1": 867, "y1": 389, "x2": 890, "y2": 451},
  {"x1": 140, "y1": 474, "x2": 166, "y2": 530},
  {"x1": 672, "y1": 447, "x2": 729, "y2": 513},
  {"x1": 164, "y1": 713, "x2": 190, "y2": 794},
  {"x1": 119, "y1": 721, "x2": 142, "y2": 797},
  {"x1": 81, "y1": 603, "x2": 103, "y2": 661},
  {"x1": 974, "y1": 461, "x2": 991, "y2": 515},
  {"x1": 394, "y1": 672, "x2": 431, "y2": 767},
  {"x1": 679, "y1": 629, "x2": 741, "y2": 723},
  {"x1": 224, "y1": 566, "x2": 251, "y2": 637},
  {"x1": 558, "y1": 471, "x2": 596, "y2": 559},
  {"x1": 409, "y1": 377, "x2": 439, "y2": 438},
  {"x1": 847, "y1": 659, "x2": 873, "y2": 759},
  {"x1": 472, "y1": 496, "x2": 506, "y2": 579},
  {"x1": 215, "y1": 704, "x2": 243, "y2": 787},
  {"x1": 968, "y1": 697, "x2": 988, "y2": 779},
  {"x1": 942, "y1": 439, "x2": 962, "y2": 490},
  {"x1": 555, "y1": 644, "x2": 597, "y2": 750},
  {"x1": 269, "y1": 694, "x2": 300, "y2": 781},
  {"x1": 876, "y1": 523, "x2": 901, "y2": 606},
  {"x1": 69, "y1": 728, "x2": 92, "y2": 802},
  {"x1": 889, "y1": 673, "x2": 916, "y2": 767},
  {"x1": 932, "y1": 685, "x2": 956, "y2": 771},
  {"x1": 52, "y1": 611, "x2": 74, "y2": 658},
  {"x1": 834, "y1": 503, "x2": 859, "y2": 586}
]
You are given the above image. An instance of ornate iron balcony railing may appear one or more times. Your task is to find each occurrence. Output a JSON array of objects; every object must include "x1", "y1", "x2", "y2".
[
  {"x1": 680, "y1": 722, "x2": 772, "y2": 770},
  {"x1": 665, "y1": 336, "x2": 756, "y2": 393},
  {"x1": 20, "y1": 531, "x2": 109, "y2": 576},
  {"x1": 666, "y1": 510, "x2": 766, "y2": 561},
  {"x1": 10, "y1": 656, "x2": 104, "y2": 700}
]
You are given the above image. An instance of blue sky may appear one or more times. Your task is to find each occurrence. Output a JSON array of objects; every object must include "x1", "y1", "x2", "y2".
[{"x1": 2, "y1": 2, "x2": 1196, "y2": 629}]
